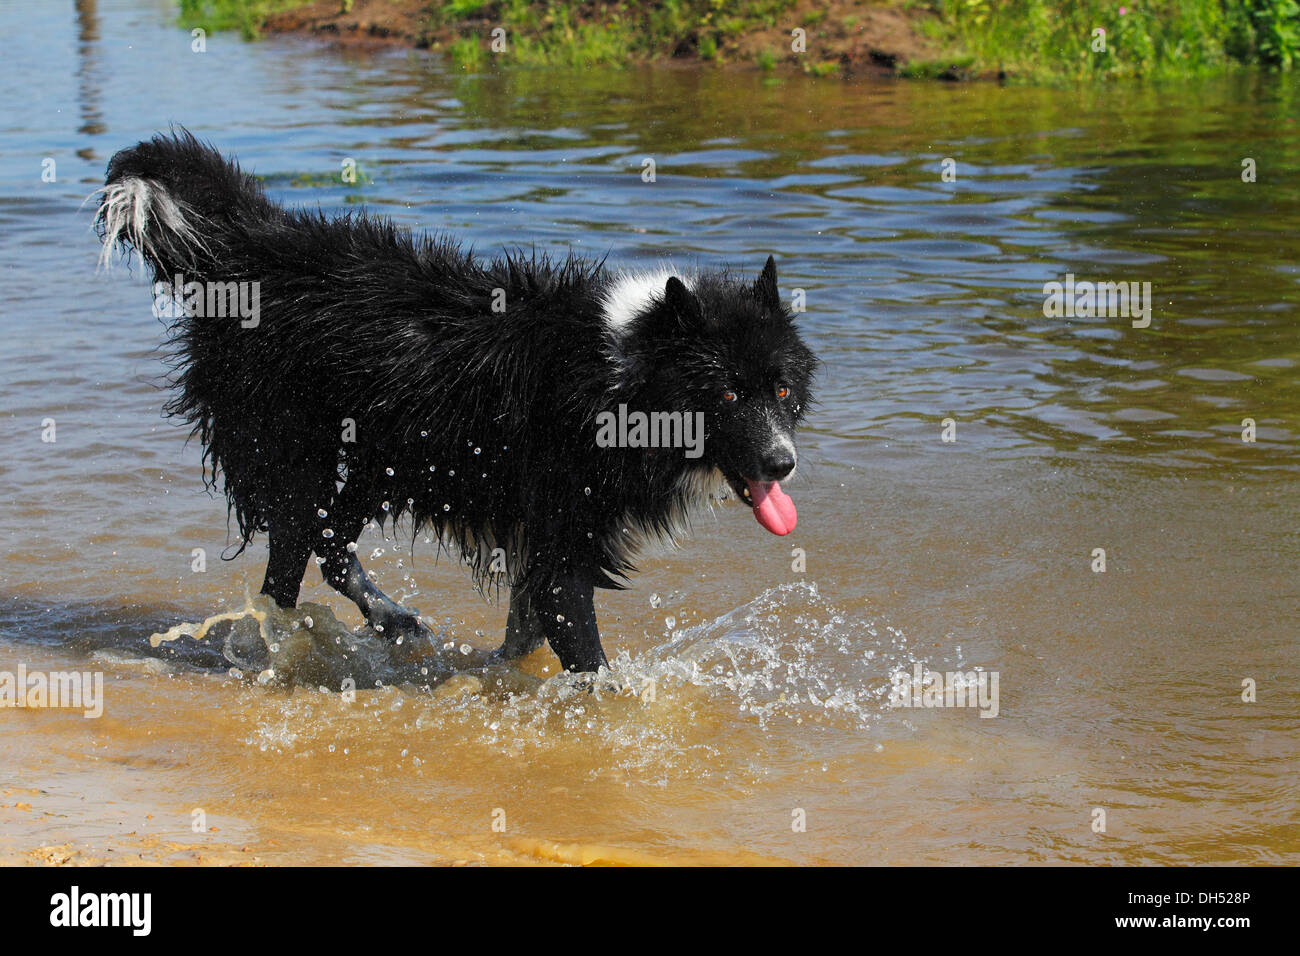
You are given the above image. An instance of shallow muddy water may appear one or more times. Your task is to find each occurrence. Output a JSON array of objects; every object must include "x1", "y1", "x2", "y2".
[{"x1": 0, "y1": 0, "x2": 1297, "y2": 865}]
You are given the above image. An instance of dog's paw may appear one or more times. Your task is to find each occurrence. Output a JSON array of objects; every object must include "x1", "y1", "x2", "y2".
[
  {"x1": 566, "y1": 667, "x2": 623, "y2": 697},
  {"x1": 369, "y1": 607, "x2": 435, "y2": 645}
]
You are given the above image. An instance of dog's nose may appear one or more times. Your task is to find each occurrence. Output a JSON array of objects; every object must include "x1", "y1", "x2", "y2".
[{"x1": 757, "y1": 450, "x2": 795, "y2": 482}]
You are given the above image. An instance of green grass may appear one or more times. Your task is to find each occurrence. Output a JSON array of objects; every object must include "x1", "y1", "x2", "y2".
[
  {"x1": 447, "y1": 34, "x2": 489, "y2": 70},
  {"x1": 426, "y1": 0, "x2": 801, "y2": 68},
  {"x1": 803, "y1": 58, "x2": 842, "y2": 76},
  {"x1": 921, "y1": 0, "x2": 1300, "y2": 80},
  {"x1": 178, "y1": 0, "x2": 315, "y2": 40},
  {"x1": 445, "y1": 0, "x2": 493, "y2": 15},
  {"x1": 899, "y1": 54, "x2": 976, "y2": 79}
]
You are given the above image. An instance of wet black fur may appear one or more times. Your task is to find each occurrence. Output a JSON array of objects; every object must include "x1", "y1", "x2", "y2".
[{"x1": 97, "y1": 129, "x2": 817, "y2": 672}]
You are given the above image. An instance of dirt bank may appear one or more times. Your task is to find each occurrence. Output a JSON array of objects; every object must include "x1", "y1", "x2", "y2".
[{"x1": 260, "y1": 0, "x2": 942, "y2": 76}]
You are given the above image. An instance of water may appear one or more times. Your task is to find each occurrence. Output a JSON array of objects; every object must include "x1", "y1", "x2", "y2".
[{"x1": 0, "y1": 0, "x2": 1297, "y2": 864}]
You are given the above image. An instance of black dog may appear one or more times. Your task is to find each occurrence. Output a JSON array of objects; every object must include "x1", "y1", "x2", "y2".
[{"x1": 97, "y1": 130, "x2": 816, "y2": 673}]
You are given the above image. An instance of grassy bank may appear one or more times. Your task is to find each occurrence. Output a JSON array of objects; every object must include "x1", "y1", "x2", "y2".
[
  {"x1": 177, "y1": 0, "x2": 936, "y2": 74},
  {"x1": 177, "y1": 0, "x2": 1300, "y2": 79},
  {"x1": 913, "y1": 0, "x2": 1300, "y2": 80},
  {"x1": 429, "y1": 0, "x2": 799, "y2": 70}
]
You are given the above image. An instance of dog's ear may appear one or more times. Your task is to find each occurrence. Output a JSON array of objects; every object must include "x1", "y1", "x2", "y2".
[
  {"x1": 753, "y1": 255, "x2": 780, "y2": 311},
  {"x1": 662, "y1": 275, "x2": 702, "y2": 327}
]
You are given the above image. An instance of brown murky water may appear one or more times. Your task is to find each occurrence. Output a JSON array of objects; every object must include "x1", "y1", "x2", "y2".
[{"x1": 1, "y1": 0, "x2": 1297, "y2": 865}]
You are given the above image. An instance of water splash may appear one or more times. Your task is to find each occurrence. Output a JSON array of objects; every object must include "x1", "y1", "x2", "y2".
[
  {"x1": 149, "y1": 583, "x2": 951, "y2": 781},
  {"x1": 604, "y1": 580, "x2": 935, "y2": 731},
  {"x1": 225, "y1": 582, "x2": 947, "y2": 784},
  {"x1": 149, "y1": 592, "x2": 482, "y2": 692}
]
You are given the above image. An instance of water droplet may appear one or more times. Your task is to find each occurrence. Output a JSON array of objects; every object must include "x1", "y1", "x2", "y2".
[
  {"x1": 665, "y1": 616, "x2": 676, "y2": 630},
  {"x1": 317, "y1": 508, "x2": 328, "y2": 518},
  {"x1": 303, "y1": 616, "x2": 314, "y2": 628},
  {"x1": 346, "y1": 541, "x2": 358, "y2": 553},
  {"x1": 474, "y1": 447, "x2": 481, "y2": 455},
  {"x1": 386, "y1": 467, "x2": 395, "y2": 476},
  {"x1": 449, "y1": 470, "x2": 455, "y2": 477},
  {"x1": 382, "y1": 500, "x2": 391, "y2": 511},
  {"x1": 584, "y1": 486, "x2": 591, "y2": 495},
  {"x1": 556, "y1": 614, "x2": 565, "y2": 623},
  {"x1": 649, "y1": 593, "x2": 663, "y2": 608},
  {"x1": 443, "y1": 503, "x2": 451, "y2": 511},
  {"x1": 322, "y1": 528, "x2": 334, "y2": 538},
  {"x1": 459, "y1": 643, "x2": 472, "y2": 655}
]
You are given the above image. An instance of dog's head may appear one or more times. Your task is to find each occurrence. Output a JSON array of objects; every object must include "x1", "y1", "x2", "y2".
[{"x1": 608, "y1": 256, "x2": 818, "y2": 535}]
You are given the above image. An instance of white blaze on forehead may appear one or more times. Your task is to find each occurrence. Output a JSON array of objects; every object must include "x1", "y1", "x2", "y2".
[{"x1": 600, "y1": 267, "x2": 694, "y2": 335}]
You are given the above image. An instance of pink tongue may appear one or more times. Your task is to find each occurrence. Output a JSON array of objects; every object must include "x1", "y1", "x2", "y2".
[{"x1": 746, "y1": 480, "x2": 797, "y2": 536}]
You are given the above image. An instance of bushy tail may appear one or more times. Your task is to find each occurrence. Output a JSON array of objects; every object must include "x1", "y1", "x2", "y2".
[
  {"x1": 94, "y1": 127, "x2": 277, "y2": 276},
  {"x1": 94, "y1": 130, "x2": 294, "y2": 547}
]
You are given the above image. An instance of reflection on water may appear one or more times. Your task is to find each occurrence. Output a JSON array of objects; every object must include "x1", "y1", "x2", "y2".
[
  {"x1": 75, "y1": 0, "x2": 107, "y2": 142},
  {"x1": 0, "y1": 0, "x2": 1296, "y2": 865}
]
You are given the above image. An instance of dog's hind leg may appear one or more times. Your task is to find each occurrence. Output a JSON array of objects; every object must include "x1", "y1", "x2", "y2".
[{"x1": 260, "y1": 520, "x2": 313, "y2": 609}]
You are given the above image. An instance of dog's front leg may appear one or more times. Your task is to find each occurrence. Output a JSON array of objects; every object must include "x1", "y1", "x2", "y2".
[
  {"x1": 319, "y1": 538, "x2": 432, "y2": 642},
  {"x1": 491, "y1": 588, "x2": 548, "y2": 662},
  {"x1": 531, "y1": 575, "x2": 608, "y2": 675}
]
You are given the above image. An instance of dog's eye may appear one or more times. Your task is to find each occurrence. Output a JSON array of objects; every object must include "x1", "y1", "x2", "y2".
[
  {"x1": 722, "y1": 390, "x2": 738, "y2": 404},
  {"x1": 776, "y1": 385, "x2": 791, "y2": 400}
]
